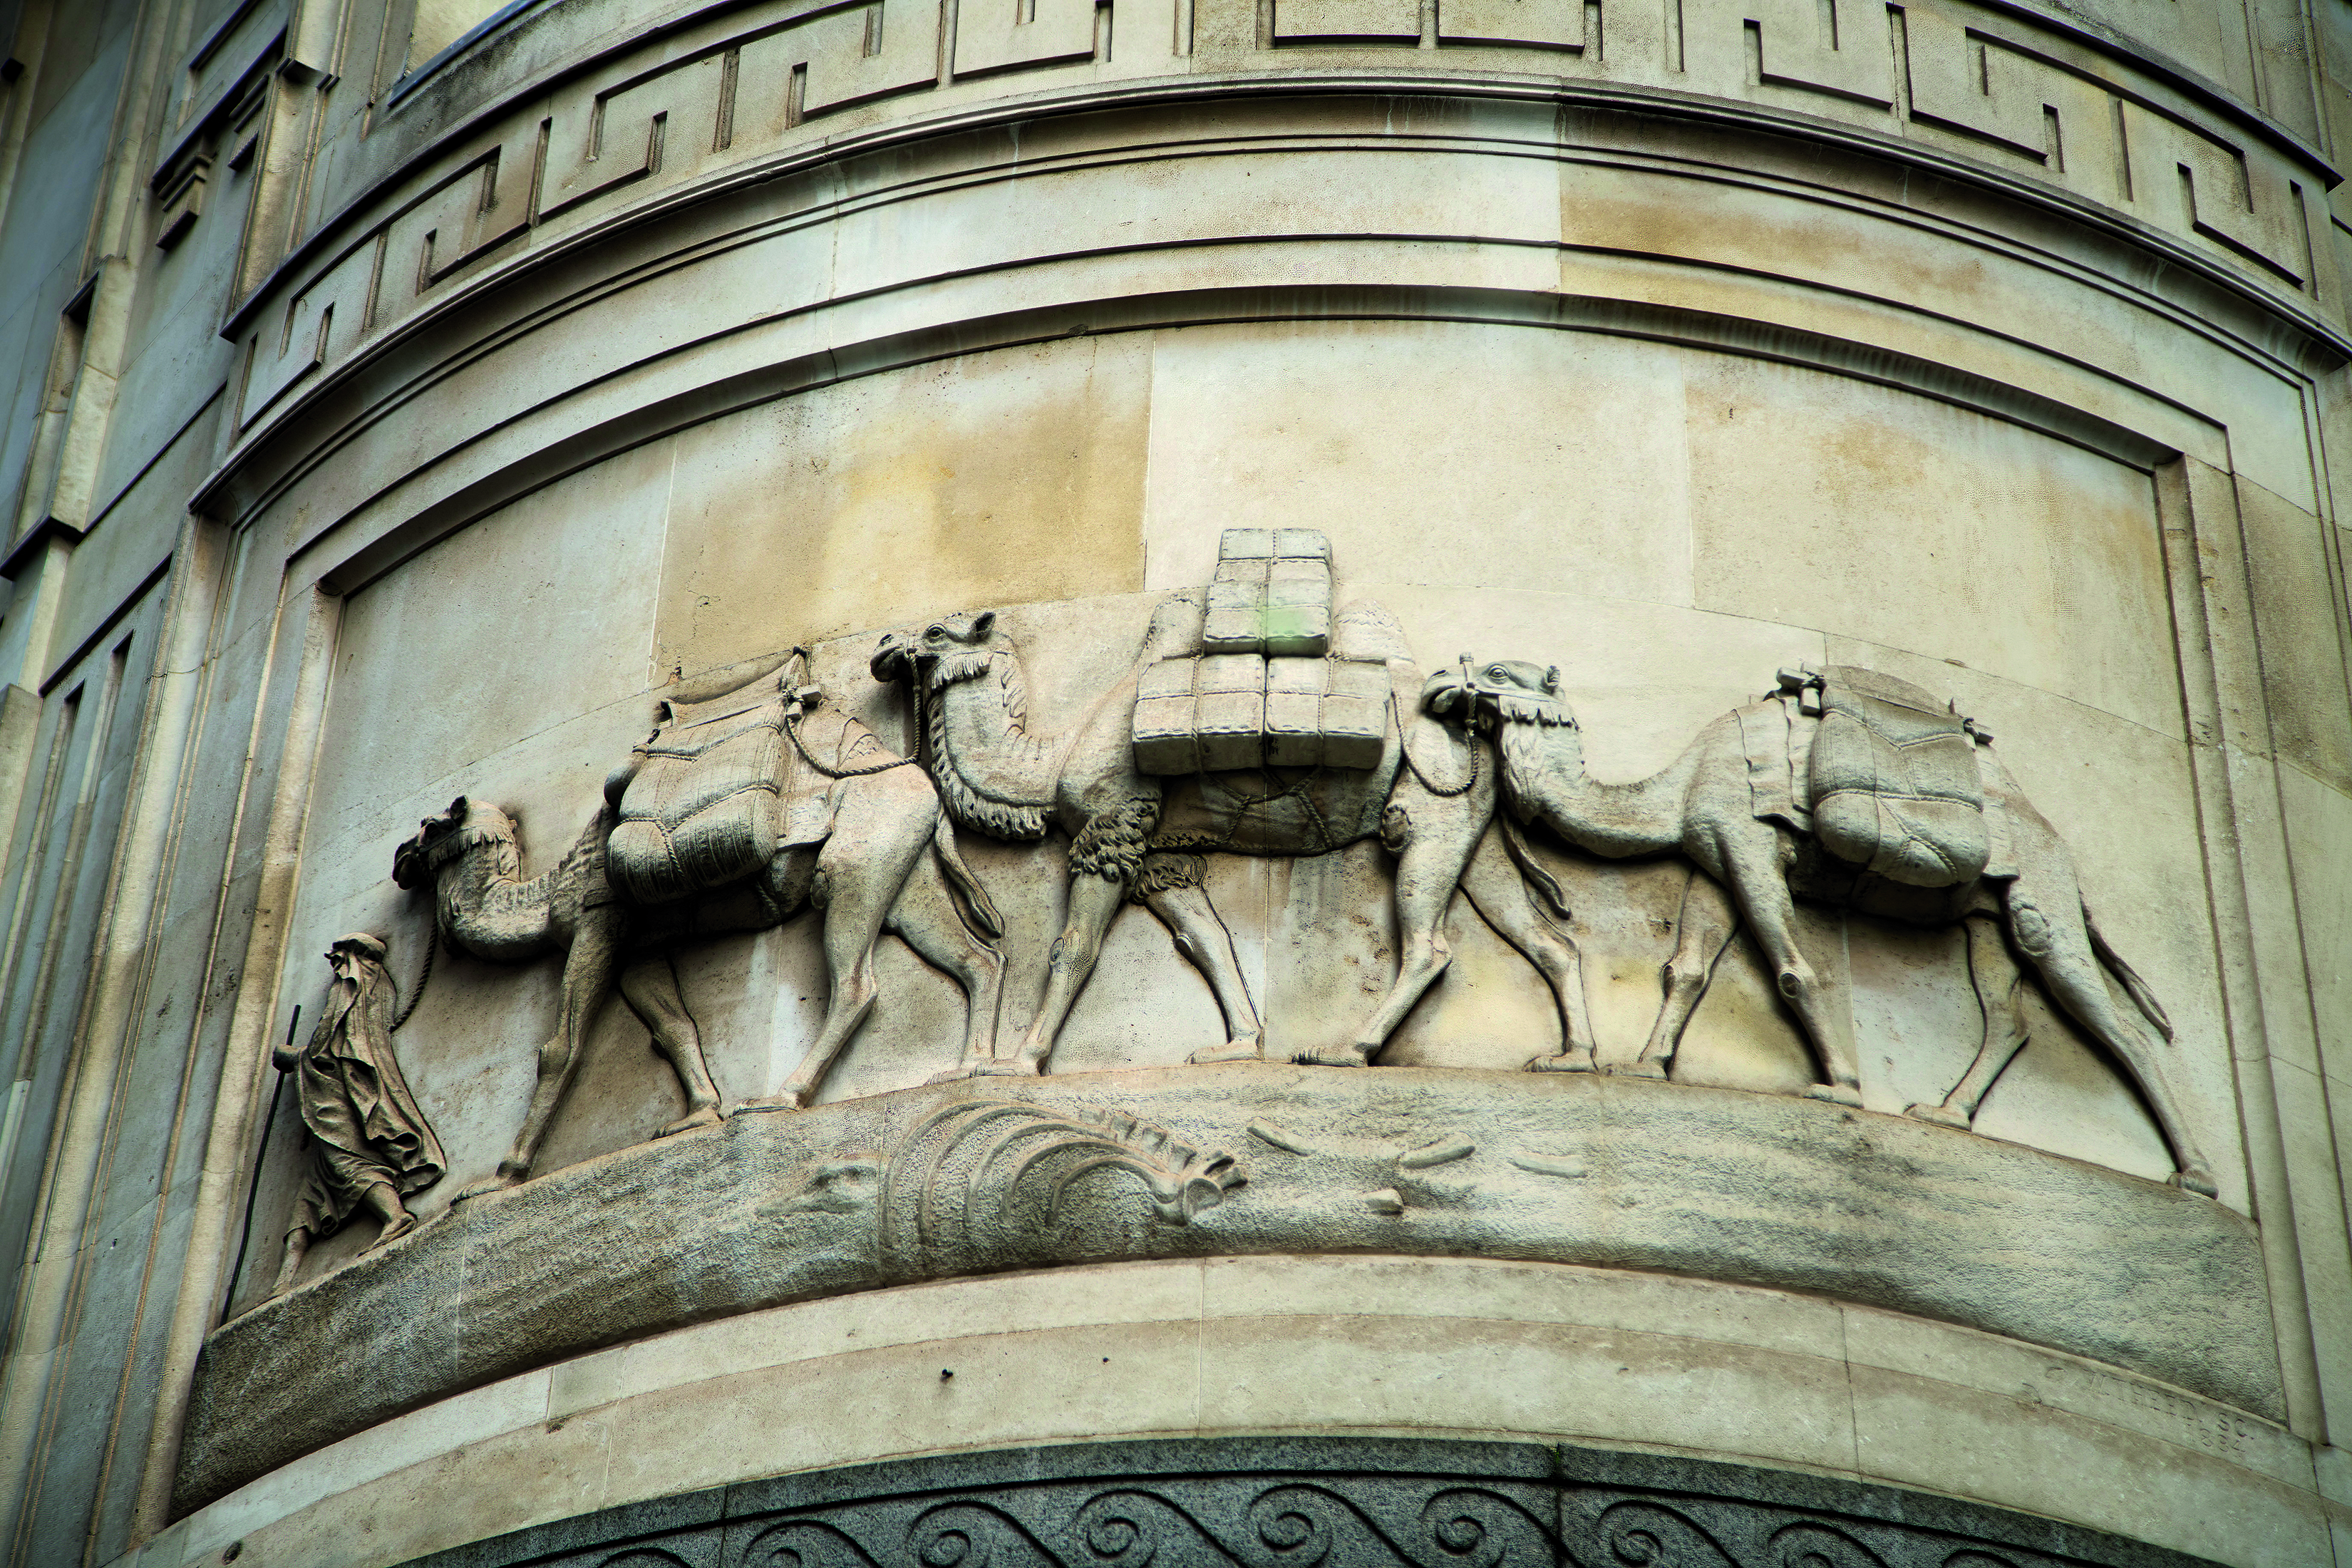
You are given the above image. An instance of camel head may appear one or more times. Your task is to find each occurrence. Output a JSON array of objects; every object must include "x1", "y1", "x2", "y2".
[
  {"x1": 1421, "y1": 657, "x2": 1576, "y2": 731},
  {"x1": 391, "y1": 796, "x2": 520, "y2": 889},
  {"x1": 872, "y1": 610, "x2": 1005, "y2": 692}
]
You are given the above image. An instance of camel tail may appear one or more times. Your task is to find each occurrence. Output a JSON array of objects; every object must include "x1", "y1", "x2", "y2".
[
  {"x1": 2085, "y1": 902, "x2": 2174, "y2": 1041},
  {"x1": 934, "y1": 814, "x2": 1005, "y2": 942},
  {"x1": 1500, "y1": 816, "x2": 1572, "y2": 923}
]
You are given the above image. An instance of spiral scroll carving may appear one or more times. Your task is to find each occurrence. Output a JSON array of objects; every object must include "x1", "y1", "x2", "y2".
[
  {"x1": 1592, "y1": 1500, "x2": 1742, "y2": 1567},
  {"x1": 425, "y1": 1443, "x2": 2196, "y2": 1568},
  {"x1": 740, "y1": 1520, "x2": 886, "y2": 1567},
  {"x1": 1770, "y1": 1522, "x2": 1892, "y2": 1568},
  {"x1": 909, "y1": 1501, "x2": 1063, "y2": 1568},
  {"x1": 1414, "y1": 1487, "x2": 1562, "y2": 1568},
  {"x1": 1242, "y1": 1483, "x2": 1421, "y2": 1566},
  {"x1": 1071, "y1": 1487, "x2": 1242, "y2": 1566}
]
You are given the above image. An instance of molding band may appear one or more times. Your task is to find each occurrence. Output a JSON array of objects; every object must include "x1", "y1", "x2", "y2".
[{"x1": 383, "y1": 1435, "x2": 2222, "y2": 1568}]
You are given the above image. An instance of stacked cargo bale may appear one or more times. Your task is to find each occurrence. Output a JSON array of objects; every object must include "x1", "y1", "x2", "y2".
[
  {"x1": 1133, "y1": 530, "x2": 1388, "y2": 774},
  {"x1": 1204, "y1": 529, "x2": 1334, "y2": 656}
]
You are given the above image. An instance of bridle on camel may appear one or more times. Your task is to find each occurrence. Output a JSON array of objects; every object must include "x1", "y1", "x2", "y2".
[
  {"x1": 779, "y1": 645, "x2": 914, "y2": 780},
  {"x1": 1398, "y1": 656, "x2": 1482, "y2": 799}
]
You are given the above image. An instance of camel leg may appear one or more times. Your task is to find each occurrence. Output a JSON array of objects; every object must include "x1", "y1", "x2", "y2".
[
  {"x1": 1138, "y1": 875, "x2": 1264, "y2": 1064},
  {"x1": 458, "y1": 912, "x2": 624, "y2": 1199},
  {"x1": 1907, "y1": 912, "x2": 2028, "y2": 1130},
  {"x1": 1622, "y1": 868, "x2": 1739, "y2": 1080},
  {"x1": 1454, "y1": 827, "x2": 1596, "y2": 1073},
  {"x1": 1708, "y1": 823, "x2": 1861, "y2": 1106},
  {"x1": 617, "y1": 955, "x2": 726, "y2": 1136},
  {"x1": 1000, "y1": 871, "x2": 1127, "y2": 1075},
  {"x1": 2002, "y1": 875, "x2": 2216, "y2": 1195},
  {"x1": 1324, "y1": 793, "x2": 1484, "y2": 1066},
  {"x1": 761, "y1": 809, "x2": 933, "y2": 1110},
  {"x1": 888, "y1": 849, "x2": 1009, "y2": 1084}
]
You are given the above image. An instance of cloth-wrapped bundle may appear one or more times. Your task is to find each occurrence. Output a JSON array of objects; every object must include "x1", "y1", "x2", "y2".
[
  {"x1": 1202, "y1": 527, "x2": 1333, "y2": 657},
  {"x1": 1805, "y1": 665, "x2": 1991, "y2": 888},
  {"x1": 607, "y1": 684, "x2": 790, "y2": 905},
  {"x1": 1133, "y1": 654, "x2": 1387, "y2": 774}
]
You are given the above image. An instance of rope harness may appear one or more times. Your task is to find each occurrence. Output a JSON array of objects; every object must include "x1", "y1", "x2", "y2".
[
  {"x1": 1397, "y1": 669, "x2": 1483, "y2": 798},
  {"x1": 389, "y1": 902, "x2": 435, "y2": 1033},
  {"x1": 784, "y1": 701, "x2": 915, "y2": 779}
]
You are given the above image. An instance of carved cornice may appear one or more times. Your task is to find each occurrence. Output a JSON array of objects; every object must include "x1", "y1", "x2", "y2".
[{"x1": 200, "y1": 0, "x2": 2346, "y2": 482}]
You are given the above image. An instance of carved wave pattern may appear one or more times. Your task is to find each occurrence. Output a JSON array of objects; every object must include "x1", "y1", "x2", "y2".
[{"x1": 445, "y1": 1462, "x2": 2203, "y2": 1568}]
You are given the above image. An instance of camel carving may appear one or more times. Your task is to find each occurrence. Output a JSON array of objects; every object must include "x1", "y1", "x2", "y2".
[
  {"x1": 1433, "y1": 658, "x2": 2216, "y2": 1196},
  {"x1": 391, "y1": 661, "x2": 1006, "y2": 1198},
  {"x1": 870, "y1": 595, "x2": 1592, "y2": 1073}
]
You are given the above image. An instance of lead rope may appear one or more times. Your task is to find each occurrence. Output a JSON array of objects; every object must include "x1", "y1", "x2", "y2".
[
  {"x1": 785, "y1": 703, "x2": 915, "y2": 778},
  {"x1": 1398, "y1": 664, "x2": 1483, "y2": 799},
  {"x1": 389, "y1": 902, "x2": 435, "y2": 1033}
]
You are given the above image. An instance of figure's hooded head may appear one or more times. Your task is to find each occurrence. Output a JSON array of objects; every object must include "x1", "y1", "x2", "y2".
[{"x1": 330, "y1": 932, "x2": 388, "y2": 966}]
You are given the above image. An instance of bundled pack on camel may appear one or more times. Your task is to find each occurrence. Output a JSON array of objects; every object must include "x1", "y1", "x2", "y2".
[
  {"x1": 391, "y1": 650, "x2": 1006, "y2": 1198},
  {"x1": 1432, "y1": 657, "x2": 2214, "y2": 1197},
  {"x1": 871, "y1": 592, "x2": 1596, "y2": 1076}
]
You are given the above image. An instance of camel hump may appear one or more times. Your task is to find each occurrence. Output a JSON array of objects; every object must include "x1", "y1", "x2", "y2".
[{"x1": 1805, "y1": 665, "x2": 1990, "y2": 889}]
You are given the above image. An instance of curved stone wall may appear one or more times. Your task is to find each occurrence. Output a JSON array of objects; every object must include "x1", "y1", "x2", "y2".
[{"x1": 77, "y1": 0, "x2": 2347, "y2": 1558}]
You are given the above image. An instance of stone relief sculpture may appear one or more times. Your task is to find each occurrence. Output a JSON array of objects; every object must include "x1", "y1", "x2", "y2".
[
  {"x1": 391, "y1": 653, "x2": 1006, "y2": 1197},
  {"x1": 267, "y1": 934, "x2": 445, "y2": 1296},
  {"x1": 1433, "y1": 659, "x2": 2216, "y2": 1195},
  {"x1": 349, "y1": 563, "x2": 2212, "y2": 1209},
  {"x1": 876, "y1": 1099, "x2": 1246, "y2": 1273},
  {"x1": 871, "y1": 588, "x2": 1594, "y2": 1076}
]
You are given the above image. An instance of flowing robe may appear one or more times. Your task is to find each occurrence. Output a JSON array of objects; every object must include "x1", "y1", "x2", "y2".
[{"x1": 288, "y1": 965, "x2": 445, "y2": 1237}]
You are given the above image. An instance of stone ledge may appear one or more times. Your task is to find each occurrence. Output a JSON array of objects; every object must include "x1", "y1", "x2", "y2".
[{"x1": 175, "y1": 1066, "x2": 2280, "y2": 1516}]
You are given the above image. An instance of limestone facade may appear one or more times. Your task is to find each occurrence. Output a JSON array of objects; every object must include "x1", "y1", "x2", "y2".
[{"x1": 0, "y1": 0, "x2": 2349, "y2": 1559}]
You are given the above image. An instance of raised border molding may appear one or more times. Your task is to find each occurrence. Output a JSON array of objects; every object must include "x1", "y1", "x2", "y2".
[{"x1": 383, "y1": 1435, "x2": 2221, "y2": 1568}]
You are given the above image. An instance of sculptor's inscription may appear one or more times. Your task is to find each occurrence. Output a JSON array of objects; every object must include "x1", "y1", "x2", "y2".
[{"x1": 2038, "y1": 1361, "x2": 2271, "y2": 1463}]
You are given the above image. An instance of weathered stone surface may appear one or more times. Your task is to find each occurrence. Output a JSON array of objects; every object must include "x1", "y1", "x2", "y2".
[{"x1": 177, "y1": 1065, "x2": 2279, "y2": 1515}]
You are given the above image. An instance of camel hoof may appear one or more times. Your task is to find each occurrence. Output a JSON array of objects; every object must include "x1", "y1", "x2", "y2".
[
  {"x1": 976, "y1": 1057, "x2": 1043, "y2": 1078},
  {"x1": 1190, "y1": 1038, "x2": 1266, "y2": 1065},
  {"x1": 1903, "y1": 1102, "x2": 1972, "y2": 1130},
  {"x1": 1602, "y1": 1059, "x2": 1668, "y2": 1080},
  {"x1": 733, "y1": 1089, "x2": 811, "y2": 1115},
  {"x1": 1527, "y1": 1053, "x2": 1599, "y2": 1074},
  {"x1": 1804, "y1": 1083, "x2": 1864, "y2": 1108},
  {"x1": 1296, "y1": 1046, "x2": 1373, "y2": 1068},
  {"x1": 2172, "y1": 1165, "x2": 2219, "y2": 1198},
  {"x1": 454, "y1": 1172, "x2": 522, "y2": 1202},
  {"x1": 658, "y1": 1106, "x2": 725, "y2": 1138}
]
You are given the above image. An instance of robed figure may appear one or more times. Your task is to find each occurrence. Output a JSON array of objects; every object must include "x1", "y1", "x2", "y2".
[{"x1": 267, "y1": 932, "x2": 444, "y2": 1297}]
